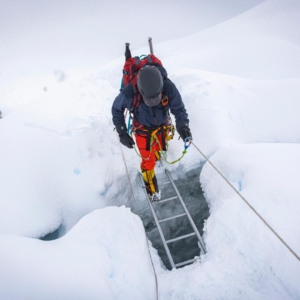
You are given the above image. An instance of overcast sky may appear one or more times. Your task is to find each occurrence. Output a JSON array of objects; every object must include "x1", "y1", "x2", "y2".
[{"x1": 0, "y1": 0, "x2": 264, "y2": 81}]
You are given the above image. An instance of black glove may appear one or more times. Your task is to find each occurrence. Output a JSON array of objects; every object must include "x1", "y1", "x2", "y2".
[
  {"x1": 120, "y1": 133, "x2": 135, "y2": 148},
  {"x1": 115, "y1": 124, "x2": 135, "y2": 149},
  {"x1": 178, "y1": 125, "x2": 192, "y2": 142}
]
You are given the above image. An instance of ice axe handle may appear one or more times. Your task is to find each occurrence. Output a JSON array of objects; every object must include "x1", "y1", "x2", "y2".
[
  {"x1": 125, "y1": 43, "x2": 131, "y2": 61},
  {"x1": 148, "y1": 37, "x2": 154, "y2": 54}
]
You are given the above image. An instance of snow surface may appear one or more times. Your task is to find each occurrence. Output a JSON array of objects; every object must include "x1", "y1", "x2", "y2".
[
  {"x1": 1, "y1": 0, "x2": 300, "y2": 299},
  {"x1": 0, "y1": 207, "x2": 157, "y2": 299}
]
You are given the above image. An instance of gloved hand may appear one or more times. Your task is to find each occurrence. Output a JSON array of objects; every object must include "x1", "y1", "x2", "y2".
[
  {"x1": 115, "y1": 124, "x2": 135, "y2": 149},
  {"x1": 178, "y1": 125, "x2": 192, "y2": 142},
  {"x1": 120, "y1": 133, "x2": 135, "y2": 148}
]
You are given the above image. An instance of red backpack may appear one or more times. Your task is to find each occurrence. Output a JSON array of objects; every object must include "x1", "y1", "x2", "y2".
[{"x1": 121, "y1": 54, "x2": 163, "y2": 108}]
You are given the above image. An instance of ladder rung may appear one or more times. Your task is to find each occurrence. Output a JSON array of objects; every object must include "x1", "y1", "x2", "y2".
[
  {"x1": 175, "y1": 258, "x2": 196, "y2": 268},
  {"x1": 158, "y1": 213, "x2": 186, "y2": 223},
  {"x1": 159, "y1": 181, "x2": 171, "y2": 186},
  {"x1": 166, "y1": 232, "x2": 196, "y2": 243},
  {"x1": 157, "y1": 196, "x2": 178, "y2": 204}
]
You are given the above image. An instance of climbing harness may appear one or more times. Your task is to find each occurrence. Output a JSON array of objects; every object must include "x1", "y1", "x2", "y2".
[
  {"x1": 190, "y1": 141, "x2": 300, "y2": 263},
  {"x1": 116, "y1": 131, "x2": 159, "y2": 299},
  {"x1": 126, "y1": 112, "x2": 190, "y2": 165}
]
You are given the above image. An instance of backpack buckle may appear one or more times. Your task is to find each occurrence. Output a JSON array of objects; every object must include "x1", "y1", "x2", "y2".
[{"x1": 161, "y1": 96, "x2": 168, "y2": 106}]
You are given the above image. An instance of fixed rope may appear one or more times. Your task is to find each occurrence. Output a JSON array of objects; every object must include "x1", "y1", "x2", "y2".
[
  {"x1": 191, "y1": 141, "x2": 300, "y2": 263},
  {"x1": 116, "y1": 132, "x2": 159, "y2": 300}
]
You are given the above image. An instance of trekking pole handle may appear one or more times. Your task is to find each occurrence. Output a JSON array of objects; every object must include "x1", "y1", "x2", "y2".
[{"x1": 148, "y1": 37, "x2": 154, "y2": 54}]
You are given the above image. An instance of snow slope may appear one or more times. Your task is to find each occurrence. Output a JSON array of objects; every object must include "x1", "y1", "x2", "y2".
[
  {"x1": 0, "y1": 207, "x2": 157, "y2": 300},
  {"x1": 1, "y1": 0, "x2": 300, "y2": 299},
  {"x1": 156, "y1": 0, "x2": 300, "y2": 80},
  {"x1": 0, "y1": 0, "x2": 264, "y2": 83}
]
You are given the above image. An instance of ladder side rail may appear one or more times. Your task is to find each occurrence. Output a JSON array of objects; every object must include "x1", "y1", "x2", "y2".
[
  {"x1": 139, "y1": 174, "x2": 176, "y2": 269},
  {"x1": 165, "y1": 169, "x2": 207, "y2": 254}
]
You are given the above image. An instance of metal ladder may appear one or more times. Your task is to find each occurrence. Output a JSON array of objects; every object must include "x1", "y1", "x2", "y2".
[{"x1": 139, "y1": 169, "x2": 207, "y2": 269}]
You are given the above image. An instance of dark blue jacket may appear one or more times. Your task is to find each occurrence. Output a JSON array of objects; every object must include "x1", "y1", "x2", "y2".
[{"x1": 112, "y1": 66, "x2": 189, "y2": 131}]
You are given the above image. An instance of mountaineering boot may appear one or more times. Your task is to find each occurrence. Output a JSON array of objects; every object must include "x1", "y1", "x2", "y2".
[
  {"x1": 149, "y1": 190, "x2": 161, "y2": 202},
  {"x1": 142, "y1": 169, "x2": 161, "y2": 202}
]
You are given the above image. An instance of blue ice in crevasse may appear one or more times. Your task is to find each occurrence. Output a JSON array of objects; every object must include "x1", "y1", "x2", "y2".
[
  {"x1": 73, "y1": 168, "x2": 81, "y2": 175},
  {"x1": 100, "y1": 187, "x2": 109, "y2": 196},
  {"x1": 238, "y1": 181, "x2": 242, "y2": 191}
]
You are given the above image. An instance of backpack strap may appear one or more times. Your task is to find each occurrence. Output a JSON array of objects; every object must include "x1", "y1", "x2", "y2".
[{"x1": 132, "y1": 85, "x2": 141, "y2": 109}]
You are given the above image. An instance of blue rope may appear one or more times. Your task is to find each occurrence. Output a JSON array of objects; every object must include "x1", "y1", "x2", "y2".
[
  {"x1": 134, "y1": 56, "x2": 140, "y2": 64},
  {"x1": 120, "y1": 77, "x2": 124, "y2": 90},
  {"x1": 127, "y1": 113, "x2": 132, "y2": 135}
]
